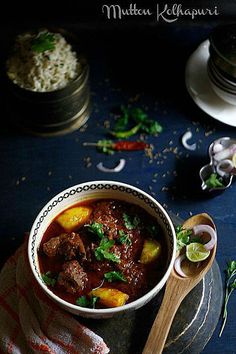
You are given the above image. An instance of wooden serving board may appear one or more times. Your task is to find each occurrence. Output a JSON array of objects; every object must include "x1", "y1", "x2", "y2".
[{"x1": 80, "y1": 216, "x2": 223, "y2": 354}]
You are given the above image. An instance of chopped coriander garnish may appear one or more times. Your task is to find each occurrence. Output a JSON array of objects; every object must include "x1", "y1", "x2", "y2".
[
  {"x1": 118, "y1": 230, "x2": 132, "y2": 246},
  {"x1": 130, "y1": 108, "x2": 163, "y2": 134},
  {"x1": 31, "y1": 32, "x2": 55, "y2": 53},
  {"x1": 104, "y1": 271, "x2": 127, "y2": 283},
  {"x1": 176, "y1": 225, "x2": 192, "y2": 251},
  {"x1": 111, "y1": 106, "x2": 163, "y2": 138},
  {"x1": 123, "y1": 213, "x2": 140, "y2": 230},
  {"x1": 219, "y1": 260, "x2": 236, "y2": 337},
  {"x1": 76, "y1": 295, "x2": 88, "y2": 307},
  {"x1": 95, "y1": 238, "x2": 120, "y2": 263},
  {"x1": 97, "y1": 249, "x2": 120, "y2": 263},
  {"x1": 41, "y1": 271, "x2": 57, "y2": 287},
  {"x1": 76, "y1": 295, "x2": 99, "y2": 309},
  {"x1": 86, "y1": 222, "x2": 104, "y2": 239},
  {"x1": 205, "y1": 173, "x2": 224, "y2": 189}
]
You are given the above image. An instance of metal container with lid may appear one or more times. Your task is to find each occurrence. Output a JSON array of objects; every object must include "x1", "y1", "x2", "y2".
[
  {"x1": 209, "y1": 24, "x2": 236, "y2": 80},
  {"x1": 5, "y1": 28, "x2": 91, "y2": 137}
]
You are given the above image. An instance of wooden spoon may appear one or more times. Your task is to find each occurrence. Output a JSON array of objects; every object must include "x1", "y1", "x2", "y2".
[{"x1": 142, "y1": 213, "x2": 217, "y2": 354}]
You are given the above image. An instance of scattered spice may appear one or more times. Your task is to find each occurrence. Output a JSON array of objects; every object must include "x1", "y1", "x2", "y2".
[
  {"x1": 84, "y1": 156, "x2": 92, "y2": 168},
  {"x1": 103, "y1": 120, "x2": 111, "y2": 129},
  {"x1": 145, "y1": 144, "x2": 154, "y2": 160},
  {"x1": 205, "y1": 129, "x2": 215, "y2": 137}
]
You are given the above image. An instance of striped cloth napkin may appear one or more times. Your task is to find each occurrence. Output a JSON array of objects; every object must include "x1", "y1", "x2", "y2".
[{"x1": 0, "y1": 239, "x2": 110, "y2": 354}]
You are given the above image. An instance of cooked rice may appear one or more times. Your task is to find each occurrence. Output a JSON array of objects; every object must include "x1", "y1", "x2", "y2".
[{"x1": 6, "y1": 30, "x2": 81, "y2": 92}]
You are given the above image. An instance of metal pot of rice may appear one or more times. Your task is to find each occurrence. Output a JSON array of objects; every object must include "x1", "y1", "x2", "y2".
[{"x1": 5, "y1": 28, "x2": 91, "y2": 136}]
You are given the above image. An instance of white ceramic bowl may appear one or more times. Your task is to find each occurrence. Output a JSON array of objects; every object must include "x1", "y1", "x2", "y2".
[{"x1": 28, "y1": 180, "x2": 176, "y2": 318}]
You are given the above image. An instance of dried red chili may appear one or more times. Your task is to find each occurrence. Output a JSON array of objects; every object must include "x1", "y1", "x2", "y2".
[
  {"x1": 83, "y1": 140, "x2": 149, "y2": 154},
  {"x1": 114, "y1": 141, "x2": 149, "y2": 151}
]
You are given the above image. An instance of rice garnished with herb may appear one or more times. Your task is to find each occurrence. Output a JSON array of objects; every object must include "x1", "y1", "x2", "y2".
[{"x1": 7, "y1": 30, "x2": 81, "y2": 92}]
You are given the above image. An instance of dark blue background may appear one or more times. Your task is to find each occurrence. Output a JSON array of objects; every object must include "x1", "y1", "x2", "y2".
[{"x1": 1, "y1": 13, "x2": 236, "y2": 354}]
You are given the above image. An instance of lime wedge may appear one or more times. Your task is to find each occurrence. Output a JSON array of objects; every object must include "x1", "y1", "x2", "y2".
[
  {"x1": 186, "y1": 242, "x2": 210, "y2": 262},
  {"x1": 232, "y1": 153, "x2": 236, "y2": 168}
]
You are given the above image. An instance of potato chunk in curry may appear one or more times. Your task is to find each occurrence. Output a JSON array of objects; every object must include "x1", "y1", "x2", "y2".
[
  {"x1": 89, "y1": 287, "x2": 129, "y2": 307},
  {"x1": 140, "y1": 238, "x2": 161, "y2": 264},
  {"x1": 56, "y1": 206, "x2": 92, "y2": 232}
]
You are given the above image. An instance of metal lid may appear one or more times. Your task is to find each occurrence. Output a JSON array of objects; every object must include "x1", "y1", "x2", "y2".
[{"x1": 210, "y1": 24, "x2": 236, "y2": 66}]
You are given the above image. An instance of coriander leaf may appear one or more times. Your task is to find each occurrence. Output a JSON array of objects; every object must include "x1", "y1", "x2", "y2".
[
  {"x1": 99, "y1": 250, "x2": 120, "y2": 263},
  {"x1": 111, "y1": 106, "x2": 163, "y2": 138},
  {"x1": 104, "y1": 271, "x2": 127, "y2": 283},
  {"x1": 94, "y1": 238, "x2": 114, "y2": 260},
  {"x1": 130, "y1": 107, "x2": 148, "y2": 122},
  {"x1": 86, "y1": 222, "x2": 104, "y2": 239},
  {"x1": 227, "y1": 260, "x2": 236, "y2": 277},
  {"x1": 31, "y1": 32, "x2": 55, "y2": 53},
  {"x1": 118, "y1": 230, "x2": 132, "y2": 246},
  {"x1": 41, "y1": 271, "x2": 56, "y2": 287},
  {"x1": 100, "y1": 238, "x2": 115, "y2": 249},
  {"x1": 94, "y1": 238, "x2": 120, "y2": 263},
  {"x1": 76, "y1": 295, "x2": 89, "y2": 307},
  {"x1": 123, "y1": 213, "x2": 140, "y2": 230},
  {"x1": 94, "y1": 248, "x2": 104, "y2": 261},
  {"x1": 205, "y1": 173, "x2": 224, "y2": 189},
  {"x1": 130, "y1": 108, "x2": 163, "y2": 134},
  {"x1": 76, "y1": 295, "x2": 99, "y2": 309},
  {"x1": 219, "y1": 260, "x2": 236, "y2": 337},
  {"x1": 176, "y1": 225, "x2": 192, "y2": 251},
  {"x1": 230, "y1": 279, "x2": 236, "y2": 290},
  {"x1": 141, "y1": 120, "x2": 163, "y2": 135}
]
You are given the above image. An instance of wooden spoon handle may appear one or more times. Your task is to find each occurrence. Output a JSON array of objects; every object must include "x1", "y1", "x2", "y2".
[{"x1": 142, "y1": 274, "x2": 187, "y2": 354}]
